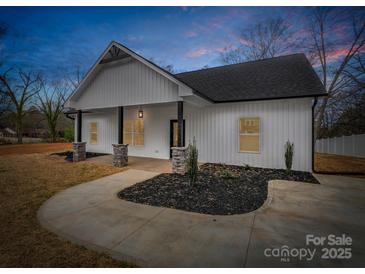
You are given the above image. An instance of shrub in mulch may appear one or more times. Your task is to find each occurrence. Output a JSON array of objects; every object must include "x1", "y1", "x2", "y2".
[
  {"x1": 51, "y1": 151, "x2": 108, "y2": 162},
  {"x1": 118, "y1": 163, "x2": 319, "y2": 215}
]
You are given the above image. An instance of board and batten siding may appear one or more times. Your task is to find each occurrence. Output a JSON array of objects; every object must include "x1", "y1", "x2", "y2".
[
  {"x1": 70, "y1": 59, "x2": 180, "y2": 110},
  {"x1": 76, "y1": 98, "x2": 313, "y2": 171},
  {"x1": 124, "y1": 104, "x2": 178, "y2": 159},
  {"x1": 76, "y1": 108, "x2": 117, "y2": 154},
  {"x1": 185, "y1": 98, "x2": 313, "y2": 171}
]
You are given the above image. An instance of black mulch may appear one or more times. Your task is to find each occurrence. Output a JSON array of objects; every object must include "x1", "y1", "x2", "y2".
[
  {"x1": 51, "y1": 151, "x2": 108, "y2": 162},
  {"x1": 118, "y1": 163, "x2": 319, "y2": 215}
]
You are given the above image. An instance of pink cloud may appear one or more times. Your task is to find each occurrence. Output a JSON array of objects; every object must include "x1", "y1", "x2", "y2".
[
  {"x1": 215, "y1": 47, "x2": 226, "y2": 53},
  {"x1": 239, "y1": 38, "x2": 252, "y2": 46},
  {"x1": 184, "y1": 31, "x2": 198, "y2": 38},
  {"x1": 185, "y1": 45, "x2": 228, "y2": 59},
  {"x1": 327, "y1": 48, "x2": 349, "y2": 61},
  {"x1": 186, "y1": 47, "x2": 209, "y2": 58},
  {"x1": 326, "y1": 47, "x2": 365, "y2": 62}
]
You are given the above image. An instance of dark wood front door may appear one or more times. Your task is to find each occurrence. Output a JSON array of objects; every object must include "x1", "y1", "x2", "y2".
[{"x1": 170, "y1": 119, "x2": 185, "y2": 158}]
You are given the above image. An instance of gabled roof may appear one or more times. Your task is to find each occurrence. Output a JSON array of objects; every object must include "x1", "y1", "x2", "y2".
[
  {"x1": 66, "y1": 41, "x2": 326, "y2": 108},
  {"x1": 65, "y1": 41, "x2": 207, "y2": 107},
  {"x1": 175, "y1": 54, "x2": 327, "y2": 103}
]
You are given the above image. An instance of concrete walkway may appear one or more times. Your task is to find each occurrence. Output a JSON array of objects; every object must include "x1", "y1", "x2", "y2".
[{"x1": 38, "y1": 170, "x2": 365, "y2": 267}]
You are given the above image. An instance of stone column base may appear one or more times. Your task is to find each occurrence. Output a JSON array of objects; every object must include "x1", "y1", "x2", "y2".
[
  {"x1": 172, "y1": 147, "x2": 188, "y2": 174},
  {"x1": 112, "y1": 144, "x2": 128, "y2": 167},
  {"x1": 73, "y1": 142, "x2": 86, "y2": 162}
]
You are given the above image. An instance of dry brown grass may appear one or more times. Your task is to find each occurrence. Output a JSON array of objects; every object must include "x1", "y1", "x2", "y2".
[
  {"x1": 315, "y1": 153, "x2": 365, "y2": 174},
  {"x1": 0, "y1": 152, "x2": 130, "y2": 267},
  {"x1": 0, "y1": 143, "x2": 72, "y2": 155}
]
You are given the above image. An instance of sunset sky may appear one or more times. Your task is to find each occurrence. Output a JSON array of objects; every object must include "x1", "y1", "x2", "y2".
[{"x1": 0, "y1": 6, "x2": 364, "y2": 77}]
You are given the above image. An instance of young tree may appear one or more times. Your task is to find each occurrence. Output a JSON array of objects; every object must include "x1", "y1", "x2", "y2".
[
  {"x1": 37, "y1": 80, "x2": 67, "y2": 142},
  {"x1": 186, "y1": 137, "x2": 199, "y2": 186},
  {"x1": 308, "y1": 8, "x2": 365, "y2": 133},
  {"x1": 0, "y1": 69, "x2": 41, "y2": 143},
  {"x1": 221, "y1": 17, "x2": 293, "y2": 64}
]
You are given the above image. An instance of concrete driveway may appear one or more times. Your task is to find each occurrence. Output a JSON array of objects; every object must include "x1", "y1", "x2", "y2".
[{"x1": 38, "y1": 170, "x2": 365, "y2": 267}]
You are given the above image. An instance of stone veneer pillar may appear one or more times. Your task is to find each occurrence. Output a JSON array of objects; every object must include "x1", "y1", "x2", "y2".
[
  {"x1": 171, "y1": 147, "x2": 188, "y2": 175},
  {"x1": 112, "y1": 144, "x2": 128, "y2": 167},
  {"x1": 73, "y1": 142, "x2": 86, "y2": 162}
]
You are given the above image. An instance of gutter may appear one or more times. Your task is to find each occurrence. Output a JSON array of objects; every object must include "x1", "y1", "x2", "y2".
[
  {"x1": 312, "y1": 97, "x2": 318, "y2": 172},
  {"x1": 65, "y1": 113, "x2": 75, "y2": 121},
  {"x1": 63, "y1": 107, "x2": 75, "y2": 121},
  {"x1": 64, "y1": 109, "x2": 92, "y2": 121}
]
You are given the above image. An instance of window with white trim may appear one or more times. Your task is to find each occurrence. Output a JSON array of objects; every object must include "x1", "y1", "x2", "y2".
[
  {"x1": 239, "y1": 117, "x2": 260, "y2": 153},
  {"x1": 89, "y1": 122, "x2": 98, "y2": 145},
  {"x1": 123, "y1": 119, "x2": 144, "y2": 146}
]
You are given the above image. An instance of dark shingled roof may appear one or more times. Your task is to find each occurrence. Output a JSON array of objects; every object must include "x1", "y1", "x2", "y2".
[{"x1": 175, "y1": 54, "x2": 327, "y2": 103}]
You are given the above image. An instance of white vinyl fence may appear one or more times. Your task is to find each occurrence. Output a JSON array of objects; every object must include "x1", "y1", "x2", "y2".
[{"x1": 316, "y1": 134, "x2": 365, "y2": 158}]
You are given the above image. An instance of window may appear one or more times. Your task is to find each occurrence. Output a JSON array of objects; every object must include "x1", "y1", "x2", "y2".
[
  {"x1": 123, "y1": 119, "x2": 144, "y2": 146},
  {"x1": 123, "y1": 120, "x2": 133, "y2": 145},
  {"x1": 239, "y1": 117, "x2": 260, "y2": 153},
  {"x1": 89, "y1": 122, "x2": 98, "y2": 145}
]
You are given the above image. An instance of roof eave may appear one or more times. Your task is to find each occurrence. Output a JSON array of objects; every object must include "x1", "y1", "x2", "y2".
[{"x1": 212, "y1": 93, "x2": 328, "y2": 104}]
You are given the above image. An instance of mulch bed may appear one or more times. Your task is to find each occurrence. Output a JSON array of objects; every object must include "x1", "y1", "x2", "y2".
[
  {"x1": 118, "y1": 163, "x2": 319, "y2": 215},
  {"x1": 51, "y1": 151, "x2": 108, "y2": 162}
]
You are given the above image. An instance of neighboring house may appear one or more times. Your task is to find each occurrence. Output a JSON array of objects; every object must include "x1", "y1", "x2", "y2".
[
  {"x1": 64, "y1": 41, "x2": 326, "y2": 172},
  {"x1": 0, "y1": 127, "x2": 16, "y2": 137}
]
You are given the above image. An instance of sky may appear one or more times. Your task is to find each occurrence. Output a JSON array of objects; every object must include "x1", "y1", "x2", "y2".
[{"x1": 0, "y1": 6, "x2": 364, "y2": 79}]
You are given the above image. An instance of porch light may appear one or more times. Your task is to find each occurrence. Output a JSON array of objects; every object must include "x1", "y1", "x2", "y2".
[{"x1": 138, "y1": 109, "x2": 143, "y2": 118}]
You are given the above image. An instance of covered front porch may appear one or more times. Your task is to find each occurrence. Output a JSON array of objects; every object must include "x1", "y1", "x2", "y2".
[{"x1": 69, "y1": 100, "x2": 187, "y2": 173}]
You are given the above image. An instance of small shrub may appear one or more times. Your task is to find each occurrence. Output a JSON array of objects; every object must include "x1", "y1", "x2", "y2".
[
  {"x1": 284, "y1": 140, "x2": 294, "y2": 172},
  {"x1": 64, "y1": 127, "x2": 74, "y2": 142},
  {"x1": 186, "y1": 137, "x2": 199, "y2": 186},
  {"x1": 243, "y1": 164, "x2": 251, "y2": 170}
]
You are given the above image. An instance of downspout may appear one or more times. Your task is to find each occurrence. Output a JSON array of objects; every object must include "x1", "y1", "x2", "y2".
[{"x1": 312, "y1": 97, "x2": 318, "y2": 173}]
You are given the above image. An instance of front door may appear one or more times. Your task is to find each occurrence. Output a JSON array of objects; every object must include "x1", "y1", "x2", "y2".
[{"x1": 170, "y1": 120, "x2": 185, "y2": 158}]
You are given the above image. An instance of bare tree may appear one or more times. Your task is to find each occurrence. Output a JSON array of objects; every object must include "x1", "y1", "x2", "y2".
[
  {"x1": 221, "y1": 47, "x2": 246, "y2": 64},
  {"x1": 0, "y1": 22, "x2": 7, "y2": 63},
  {"x1": 0, "y1": 22, "x2": 8, "y2": 109},
  {"x1": 0, "y1": 69, "x2": 41, "y2": 143},
  {"x1": 37, "y1": 79, "x2": 67, "y2": 142},
  {"x1": 308, "y1": 8, "x2": 365, "y2": 132},
  {"x1": 148, "y1": 57, "x2": 176, "y2": 73},
  {"x1": 343, "y1": 52, "x2": 365, "y2": 90},
  {"x1": 0, "y1": 94, "x2": 10, "y2": 116},
  {"x1": 221, "y1": 17, "x2": 293, "y2": 64},
  {"x1": 65, "y1": 65, "x2": 84, "y2": 91},
  {"x1": 0, "y1": 89, "x2": 10, "y2": 116},
  {"x1": 161, "y1": 64, "x2": 175, "y2": 74}
]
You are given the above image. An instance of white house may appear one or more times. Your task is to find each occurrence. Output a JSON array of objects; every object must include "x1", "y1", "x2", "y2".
[{"x1": 64, "y1": 41, "x2": 326, "y2": 172}]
